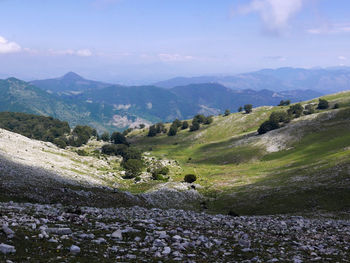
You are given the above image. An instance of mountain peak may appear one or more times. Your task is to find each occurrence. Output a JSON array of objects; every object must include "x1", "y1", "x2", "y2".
[{"x1": 61, "y1": 72, "x2": 84, "y2": 81}]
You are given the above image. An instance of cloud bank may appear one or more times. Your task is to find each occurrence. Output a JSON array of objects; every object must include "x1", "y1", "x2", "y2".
[
  {"x1": 0, "y1": 36, "x2": 21, "y2": 54},
  {"x1": 238, "y1": 0, "x2": 304, "y2": 35}
]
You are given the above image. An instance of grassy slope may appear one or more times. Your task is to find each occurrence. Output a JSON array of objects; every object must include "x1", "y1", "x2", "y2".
[{"x1": 129, "y1": 91, "x2": 350, "y2": 215}]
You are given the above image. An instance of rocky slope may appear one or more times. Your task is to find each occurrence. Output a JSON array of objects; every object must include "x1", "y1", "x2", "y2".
[{"x1": 1, "y1": 202, "x2": 349, "y2": 262}]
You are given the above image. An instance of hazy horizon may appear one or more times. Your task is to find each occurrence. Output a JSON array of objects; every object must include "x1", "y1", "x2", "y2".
[{"x1": 1, "y1": 0, "x2": 349, "y2": 84}]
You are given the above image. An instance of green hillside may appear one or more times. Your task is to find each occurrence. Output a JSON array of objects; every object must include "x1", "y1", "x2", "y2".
[
  {"x1": 128, "y1": 91, "x2": 350, "y2": 215},
  {"x1": 0, "y1": 78, "x2": 116, "y2": 132}
]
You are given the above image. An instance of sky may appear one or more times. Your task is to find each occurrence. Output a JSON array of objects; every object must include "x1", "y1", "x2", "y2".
[{"x1": 0, "y1": 0, "x2": 350, "y2": 84}]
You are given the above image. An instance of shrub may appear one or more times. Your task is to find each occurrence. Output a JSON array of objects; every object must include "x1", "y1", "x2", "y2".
[
  {"x1": 100, "y1": 132, "x2": 110, "y2": 142},
  {"x1": 53, "y1": 137, "x2": 67, "y2": 149},
  {"x1": 244, "y1": 104, "x2": 253, "y2": 114},
  {"x1": 184, "y1": 174, "x2": 197, "y2": 183},
  {"x1": 257, "y1": 120, "x2": 279, "y2": 134},
  {"x1": 148, "y1": 125, "x2": 157, "y2": 137},
  {"x1": 224, "y1": 109, "x2": 230, "y2": 116},
  {"x1": 76, "y1": 149, "x2": 88, "y2": 156},
  {"x1": 122, "y1": 128, "x2": 133, "y2": 136},
  {"x1": 189, "y1": 120, "x2": 200, "y2": 131},
  {"x1": 167, "y1": 124, "x2": 178, "y2": 136},
  {"x1": 181, "y1": 121, "x2": 189, "y2": 129},
  {"x1": 287, "y1": 103, "x2": 303, "y2": 118},
  {"x1": 204, "y1": 116, "x2": 213, "y2": 125},
  {"x1": 193, "y1": 114, "x2": 206, "y2": 124},
  {"x1": 101, "y1": 144, "x2": 118, "y2": 155},
  {"x1": 334, "y1": 103, "x2": 340, "y2": 109},
  {"x1": 278, "y1": 100, "x2": 291, "y2": 106},
  {"x1": 303, "y1": 104, "x2": 315, "y2": 115},
  {"x1": 121, "y1": 159, "x2": 144, "y2": 179},
  {"x1": 257, "y1": 110, "x2": 289, "y2": 134},
  {"x1": 111, "y1": 132, "x2": 128, "y2": 145},
  {"x1": 139, "y1": 124, "x2": 145, "y2": 129},
  {"x1": 151, "y1": 173, "x2": 168, "y2": 181},
  {"x1": 172, "y1": 119, "x2": 182, "y2": 128},
  {"x1": 238, "y1": 106, "x2": 243, "y2": 112},
  {"x1": 156, "y1": 122, "x2": 166, "y2": 133},
  {"x1": 317, "y1": 99, "x2": 329, "y2": 109}
]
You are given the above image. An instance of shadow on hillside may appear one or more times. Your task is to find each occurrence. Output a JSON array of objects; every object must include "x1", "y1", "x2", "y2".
[{"x1": 0, "y1": 153, "x2": 144, "y2": 208}]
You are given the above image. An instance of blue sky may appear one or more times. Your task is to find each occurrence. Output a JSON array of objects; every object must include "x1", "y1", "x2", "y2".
[{"x1": 0, "y1": 0, "x2": 349, "y2": 84}]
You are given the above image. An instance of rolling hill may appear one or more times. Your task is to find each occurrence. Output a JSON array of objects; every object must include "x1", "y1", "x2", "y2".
[
  {"x1": 155, "y1": 67, "x2": 350, "y2": 93},
  {"x1": 127, "y1": 90, "x2": 350, "y2": 215}
]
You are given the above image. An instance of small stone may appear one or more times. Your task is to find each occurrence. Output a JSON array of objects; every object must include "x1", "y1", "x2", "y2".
[
  {"x1": 163, "y1": 246, "x2": 171, "y2": 255},
  {"x1": 0, "y1": 243, "x2": 16, "y2": 254},
  {"x1": 70, "y1": 245, "x2": 80, "y2": 254},
  {"x1": 111, "y1": 230, "x2": 123, "y2": 240},
  {"x1": 46, "y1": 228, "x2": 72, "y2": 235}
]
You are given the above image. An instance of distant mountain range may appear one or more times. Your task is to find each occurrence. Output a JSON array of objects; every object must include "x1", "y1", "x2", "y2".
[
  {"x1": 3, "y1": 67, "x2": 348, "y2": 131},
  {"x1": 31, "y1": 72, "x2": 112, "y2": 93},
  {"x1": 155, "y1": 67, "x2": 350, "y2": 93}
]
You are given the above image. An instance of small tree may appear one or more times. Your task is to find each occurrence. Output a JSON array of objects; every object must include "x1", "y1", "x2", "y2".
[
  {"x1": 100, "y1": 132, "x2": 110, "y2": 142},
  {"x1": 148, "y1": 125, "x2": 157, "y2": 137},
  {"x1": 184, "y1": 174, "x2": 197, "y2": 183},
  {"x1": 287, "y1": 103, "x2": 303, "y2": 118},
  {"x1": 204, "y1": 116, "x2": 213, "y2": 125},
  {"x1": 278, "y1": 100, "x2": 291, "y2": 106},
  {"x1": 111, "y1": 132, "x2": 128, "y2": 145},
  {"x1": 317, "y1": 99, "x2": 329, "y2": 110},
  {"x1": 189, "y1": 120, "x2": 200, "y2": 131},
  {"x1": 193, "y1": 114, "x2": 206, "y2": 124},
  {"x1": 167, "y1": 124, "x2": 178, "y2": 136},
  {"x1": 224, "y1": 109, "x2": 230, "y2": 116},
  {"x1": 172, "y1": 119, "x2": 182, "y2": 128},
  {"x1": 139, "y1": 124, "x2": 145, "y2": 129},
  {"x1": 244, "y1": 104, "x2": 253, "y2": 114},
  {"x1": 181, "y1": 121, "x2": 189, "y2": 130},
  {"x1": 122, "y1": 159, "x2": 143, "y2": 179},
  {"x1": 238, "y1": 106, "x2": 243, "y2": 112}
]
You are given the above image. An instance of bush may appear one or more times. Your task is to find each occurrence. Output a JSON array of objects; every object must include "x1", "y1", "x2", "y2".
[
  {"x1": 317, "y1": 99, "x2": 329, "y2": 109},
  {"x1": 334, "y1": 103, "x2": 340, "y2": 109},
  {"x1": 204, "y1": 116, "x2": 213, "y2": 125},
  {"x1": 100, "y1": 132, "x2": 110, "y2": 142},
  {"x1": 53, "y1": 137, "x2": 67, "y2": 149},
  {"x1": 111, "y1": 132, "x2": 129, "y2": 145},
  {"x1": 184, "y1": 174, "x2": 197, "y2": 183},
  {"x1": 244, "y1": 104, "x2": 253, "y2": 114},
  {"x1": 139, "y1": 124, "x2": 145, "y2": 129},
  {"x1": 172, "y1": 119, "x2": 182, "y2": 128},
  {"x1": 238, "y1": 106, "x2": 243, "y2": 112},
  {"x1": 151, "y1": 173, "x2": 168, "y2": 181},
  {"x1": 122, "y1": 128, "x2": 133, "y2": 136},
  {"x1": 181, "y1": 121, "x2": 189, "y2": 129},
  {"x1": 148, "y1": 125, "x2": 157, "y2": 137},
  {"x1": 189, "y1": 120, "x2": 200, "y2": 131},
  {"x1": 278, "y1": 100, "x2": 291, "y2": 106},
  {"x1": 76, "y1": 149, "x2": 88, "y2": 156},
  {"x1": 287, "y1": 103, "x2": 303, "y2": 118},
  {"x1": 121, "y1": 159, "x2": 144, "y2": 179},
  {"x1": 257, "y1": 110, "x2": 289, "y2": 134},
  {"x1": 167, "y1": 124, "x2": 178, "y2": 136},
  {"x1": 257, "y1": 120, "x2": 279, "y2": 134},
  {"x1": 224, "y1": 109, "x2": 230, "y2": 116},
  {"x1": 193, "y1": 114, "x2": 206, "y2": 124},
  {"x1": 303, "y1": 104, "x2": 315, "y2": 115}
]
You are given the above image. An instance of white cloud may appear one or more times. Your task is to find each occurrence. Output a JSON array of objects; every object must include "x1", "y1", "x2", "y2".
[
  {"x1": 49, "y1": 48, "x2": 93, "y2": 57},
  {"x1": 76, "y1": 49, "x2": 92, "y2": 57},
  {"x1": 158, "y1": 53, "x2": 194, "y2": 62},
  {"x1": 307, "y1": 23, "x2": 350, "y2": 35},
  {"x1": 338, "y1": 56, "x2": 347, "y2": 61},
  {"x1": 238, "y1": 0, "x2": 304, "y2": 35},
  {"x1": 0, "y1": 36, "x2": 21, "y2": 54}
]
